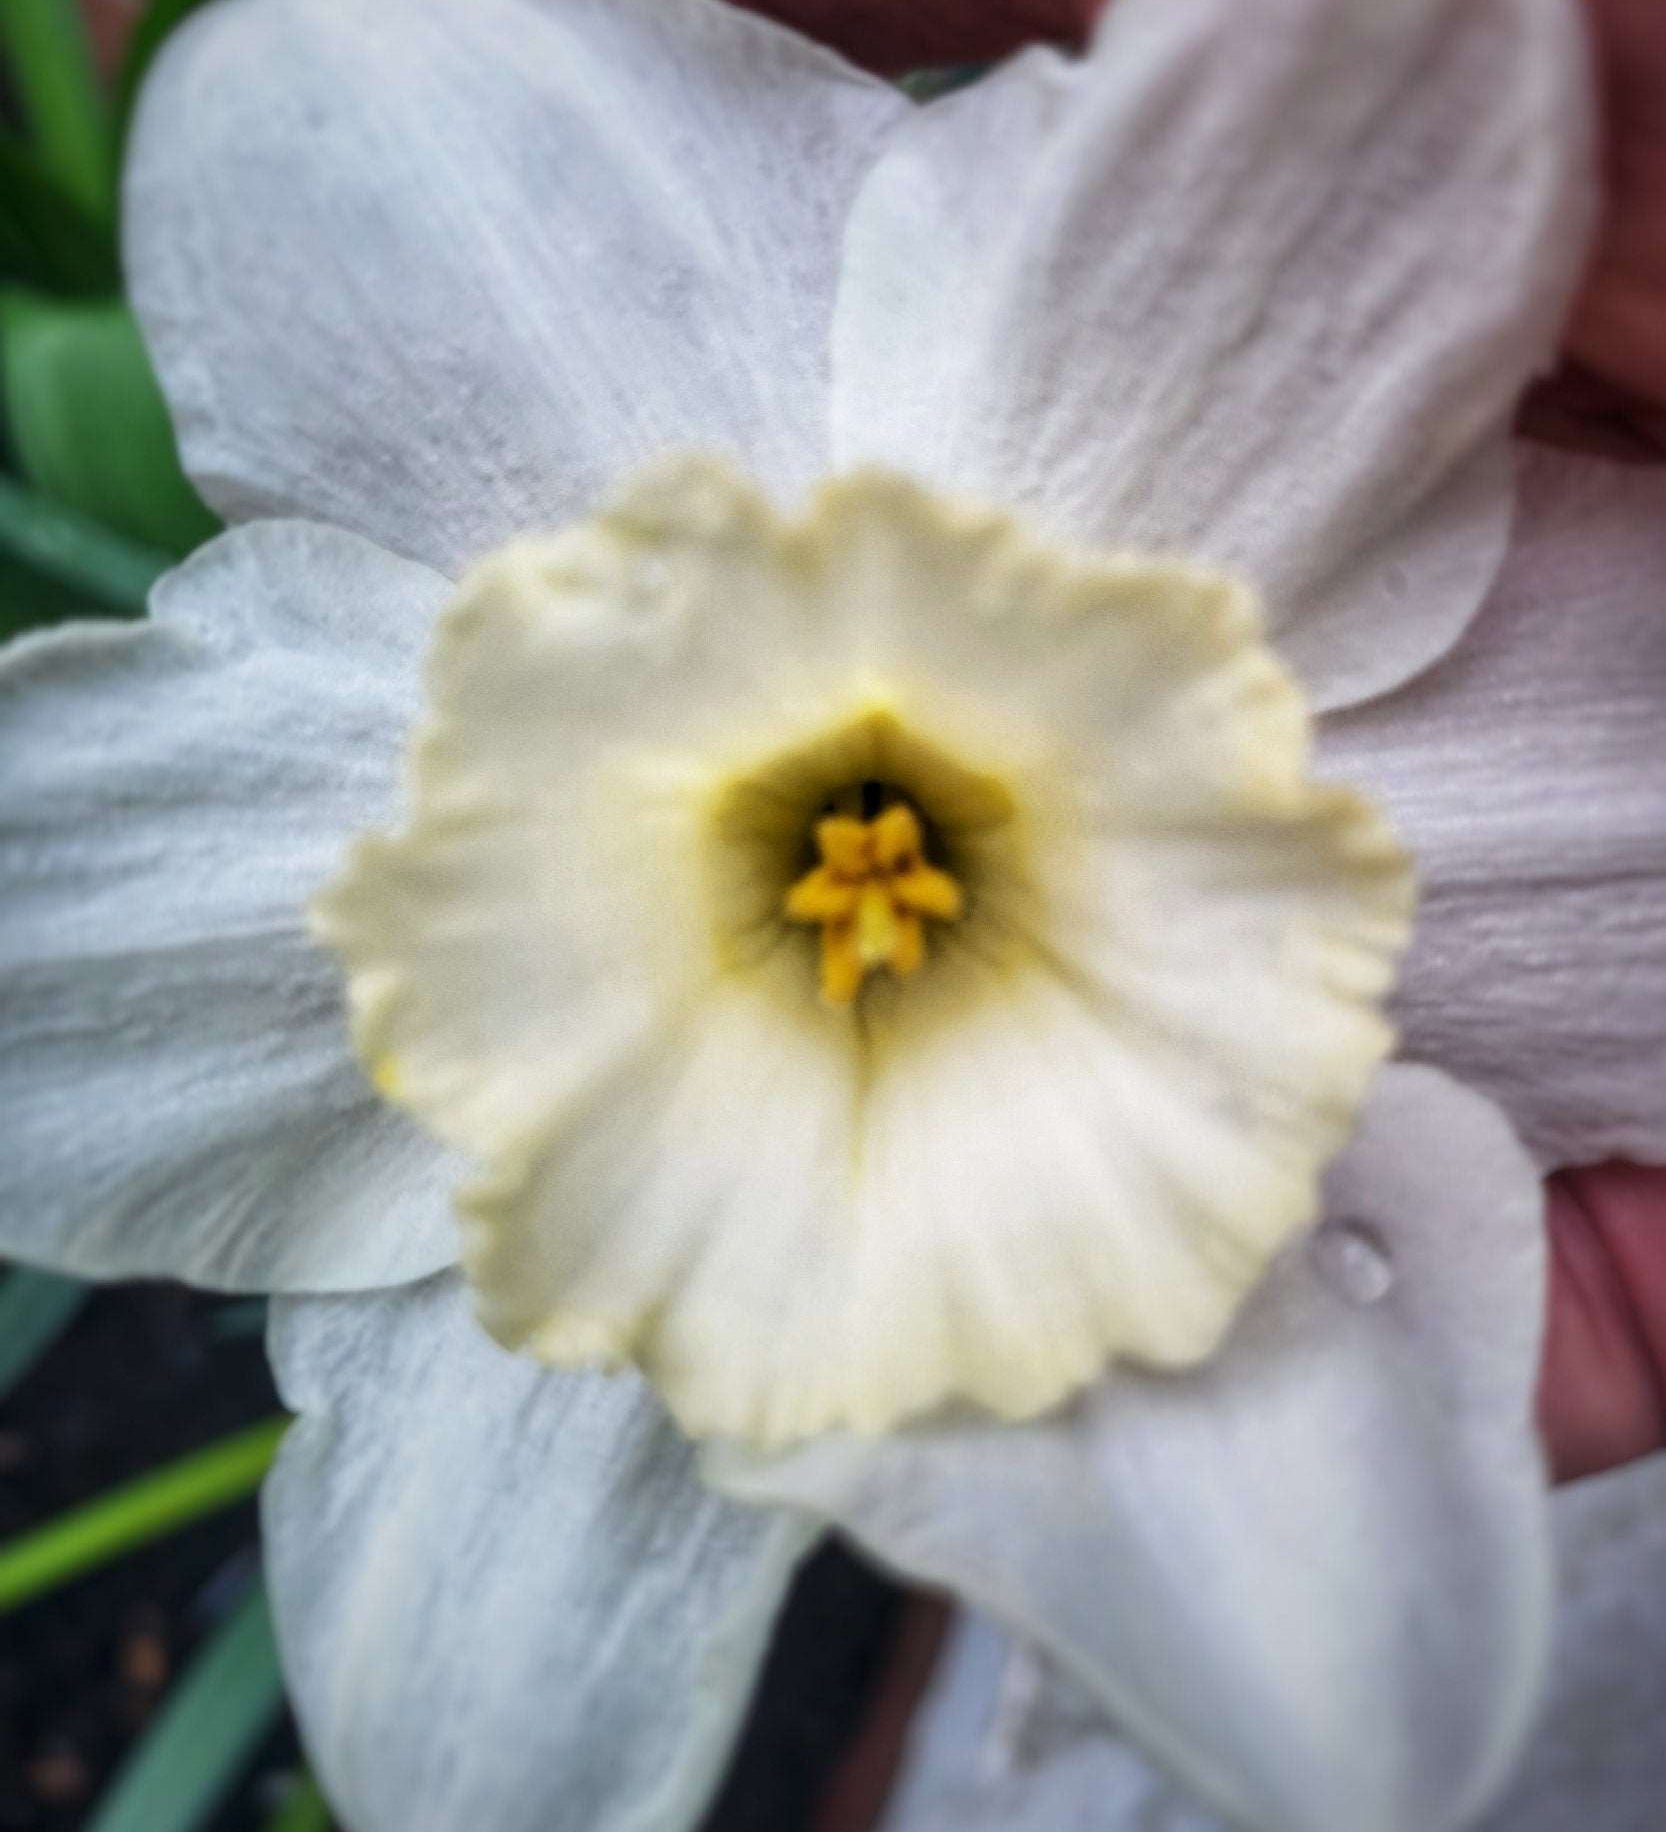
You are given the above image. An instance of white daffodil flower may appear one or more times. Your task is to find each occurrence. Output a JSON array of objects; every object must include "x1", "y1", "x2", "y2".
[
  {"x1": 1, "y1": 0, "x2": 1662, "y2": 1830},
  {"x1": 305, "y1": 458, "x2": 1415, "y2": 1447}
]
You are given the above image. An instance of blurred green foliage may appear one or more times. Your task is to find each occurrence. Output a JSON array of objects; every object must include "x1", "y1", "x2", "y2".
[
  {"x1": 84, "y1": 1581, "x2": 288, "y2": 1832},
  {"x1": 0, "y1": 3, "x2": 305, "y2": 1824},
  {"x1": 0, "y1": 137, "x2": 119, "y2": 294},
  {"x1": 1, "y1": 289, "x2": 218, "y2": 552},
  {"x1": 0, "y1": 0, "x2": 111, "y2": 220},
  {"x1": 0, "y1": 1265, "x2": 88, "y2": 1397},
  {"x1": 0, "y1": 0, "x2": 220, "y2": 640}
]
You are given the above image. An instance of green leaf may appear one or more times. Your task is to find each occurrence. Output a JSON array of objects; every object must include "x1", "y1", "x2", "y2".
[
  {"x1": 0, "y1": 1416, "x2": 288, "y2": 1615},
  {"x1": 0, "y1": 472, "x2": 170, "y2": 631},
  {"x1": 0, "y1": 1265, "x2": 87, "y2": 1399},
  {"x1": 211, "y1": 1298, "x2": 272, "y2": 1342},
  {"x1": 0, "y1": 288, "x2": 218, "y2": 554},
  {"x1": 0, "y1": 136, "x2": 120, "y2": 295},
  {"x1": 0, "y1": 538, "x2": 113, "y2": 640},
  {"x1": 115, "y1": 0, "x2": 218, "y2": 144},
  {"x1": 898, "y1": 64, "x2": 991, "y2": 101},
  {"x1": 0, "y1": 0, "x2": 112, "y2": 220},
  {"x1": 86, "y1": 1579, "x2": 287, "y2": 1832},
  {"x1": 262, "y1": 1772, "x2": 333, "y2": 1832}
]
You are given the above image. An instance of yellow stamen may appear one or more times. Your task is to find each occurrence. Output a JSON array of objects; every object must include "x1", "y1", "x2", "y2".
[
  {"x1": 869, "y1": 803, "x2": 922, "y2": 870},
  {"x1": 893, "y1": 863, "x2": 963, "y2": 921},
  {"x1": 785, "y1": 803, "x2": 963, "y2": 1004},
  {"x1": 783, "y1": 867, "x2": 860, "y2": 924},
  {"x1": 820, "y1": 923, "x2": 865, "y2": 1006},
  {"x1": 890, "y1": 909, "x2": 925, "y2": 976},
  {"x1": 854, "y1": 882, "x2": 901, "y2": 966},
  {"x1": 816, "y1": 815, "x2": 873, "y2": 877}
]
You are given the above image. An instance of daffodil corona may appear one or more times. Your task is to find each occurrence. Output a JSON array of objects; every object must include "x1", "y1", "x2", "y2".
[{"x1": 311, "y1": 456, "x2": 1413, "y2": 1445}]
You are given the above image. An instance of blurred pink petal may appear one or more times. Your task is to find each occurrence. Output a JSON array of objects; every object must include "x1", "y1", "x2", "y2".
[
  {"x1": 728, "y1": 0, "x2": 1100, "y2": 71},
  {"x1": 1540, "y1": 1163, "x2": 1666, "y2": 1480}
]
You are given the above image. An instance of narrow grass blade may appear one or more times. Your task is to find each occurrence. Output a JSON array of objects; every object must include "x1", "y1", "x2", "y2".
[
  {"x1": 86, "y1": 1578, "x2": 286, "y2": 1832},
  {"x1": 0, "y1": 1265, "x2": 87, "y2": 1399},
  {"x1": 0, "y1": 1416, "x2": 288, "y2": 1614}
]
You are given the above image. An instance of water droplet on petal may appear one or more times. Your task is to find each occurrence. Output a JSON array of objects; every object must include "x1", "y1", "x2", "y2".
[{"x1": 1311, "y1": 1217, "x2": 1394, "y2": 1305}]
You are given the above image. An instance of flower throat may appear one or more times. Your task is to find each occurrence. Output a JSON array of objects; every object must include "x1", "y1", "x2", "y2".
[{"x1": 783, "y1": 785, "x2": 964, "y2": 1005}]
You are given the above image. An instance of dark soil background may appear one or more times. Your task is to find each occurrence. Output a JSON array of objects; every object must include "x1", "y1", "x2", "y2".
[
  {"x1": 1, "y1": 1283, "x2": 906, "y2": 1832},
  {"x1": 0, "y1": 1285, "x2": 295, "y2": 1830}
]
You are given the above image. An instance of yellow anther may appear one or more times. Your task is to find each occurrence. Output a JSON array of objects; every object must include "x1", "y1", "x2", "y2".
[
  {"x1": 785, "y1": 801, "x2": 963, "y2": 1004},
  {"x1": 892, "y1": 863, "x2": 963, "y2": 921},
  {"x1": 870, "y1": 803, "x2": 924, "y2": 870},
  {"x1": 815, "y1": 815, "x2": 873, "y2": 878},
  {"x1": 783, "y1": 867, "x2": 860, "y2": 924}
]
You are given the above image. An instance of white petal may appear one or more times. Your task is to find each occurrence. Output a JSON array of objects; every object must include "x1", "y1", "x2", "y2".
[
  {"x1": 890, "y1": 1734, "x2": 1214, "y2": 1832},
  {"x1": 710, "y1": 1066, "x2": 1553, "y2": 1832},
  {"x1": 1478, "y1": 1455, "x2": 1666, "y2": 1832},
  {"x1": 125, "y1": 0, "x2": 903, "y2": 573},
  {"x1": 831, "y1": 0, "x2": 1594, "y2": 709},
  {"x1": 877, "y1": 1615, "x2": 1207, "y2": 1832},
  {"x1": 1319, "y1": 447, "x2": 1666, "y2": 1168},
  {"x1": 0, "y1": 522, "x2": 459, "y2": 1290},
  {"x1": 879, "y1": 1614, "x2": 1022, "y2": 1831},
  {"x1": 890, "y1": 1460, "x2": 1666, "y2": 1832},
  {"x1": 264, "y1": 1276, "x2": 812, "y2": 1832},
  {"x1": 882, "y1": 1625, "x2": 1224, "y2": 1832}
]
